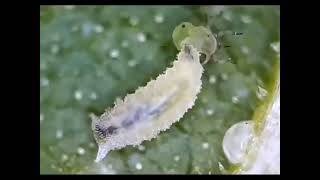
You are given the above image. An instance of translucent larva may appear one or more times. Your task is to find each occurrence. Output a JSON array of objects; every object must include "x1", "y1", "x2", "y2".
[{"x1": 91, "y1": 44, "x2": 203, "y2": 162}]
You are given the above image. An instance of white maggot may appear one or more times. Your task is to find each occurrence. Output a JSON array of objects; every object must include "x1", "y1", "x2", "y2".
[{"x1": 91, "y1": 44, "x2": 203, "y2": 162}]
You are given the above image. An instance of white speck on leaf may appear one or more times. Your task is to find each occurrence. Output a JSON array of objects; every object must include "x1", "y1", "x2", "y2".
[
  {"x1": 40, "y1": 113, "x2": 44, "y2": 123},
  {"x1": 74, "y1": 90, "x2": 83, "y2": 100},
  {"x1": 90, "y1": 92, "x2": 97, "y2": 100},
  {"x1": 241, "y1": 15, "x2": 252, "y2": 24},
  {"x1": 174, "y1": 155, "x2": 180, "y2": 162},
  {"x1": 50, "y1": 44, "x2": 60, "y2": 54},
  {"x1": 129, "y1": 16, "x2": 139, "y2": 26},
  {"x1": 241, "y1": 46, "x2": 249, "y2": 54},
  {"x1": 209, "y1": 75, "x2": 217, "y2": 84},
  {"x1": 138, "y1": 145, "x2": 145, "y2": 151},
  {"x1": 206, "y1": 109, "x2": 215, "y2": 116},
  {"x1": 121, "y1": 40, "x2": 129, "y2": 48},
  {"x1": 232, "y1": 96, "x2": 240, "y2": 104},
  {"x1": 135, "y1": 162, "x2": 142, "y2": 170},
  {"x1": 110, "y1": 49, "x2": 119, "y2": 58},
  {"x1": 202, "y1": 142, "x2": 209, "y2": 149},
  {"x1": 56, "y1": 129, "x2": 63, "y2": 139},
  {"x1": 154, "y1": 14, "x2": 164, "y2": 23},
  {"x1": 137, "y1": 32, "x2": 146, "y2": 42},
  {"x1": 94, "y1": 24, "x2": 104, "y2": 33},
  {"x1": 270, "y1": 42, "x2": 280, "y2": 53},
  {"x1": 77, "y1": 147, "x2": 86, "y2": 155},
  {"x1": 61, "y1": 154, "x2": 69, "y2": 162},
  {"x1": 40, "y1": 78, "x2": 49, "y2": 87},
  {"x1": 64, "y1": 5, "x2": 75, "y2": 10},
  {"x1": 128, "y1": 60, "x2": 137, "y2": 67},
  {"x1": 221, "y1": 73, "x2": 228, "y2": 81},
  {"x1": 256, "y1": 86, "x2": 268, "y2": 100}
]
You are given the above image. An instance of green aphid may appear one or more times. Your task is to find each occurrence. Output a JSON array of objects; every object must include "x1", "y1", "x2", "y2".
[{"x1": 172, "y1": 22, "x2": 218, "y2": 65}]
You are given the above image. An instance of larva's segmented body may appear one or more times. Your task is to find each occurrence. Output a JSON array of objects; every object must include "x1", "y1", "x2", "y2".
[{"x1": 92, "y1": 45, "x2": 203, "y2": 162}]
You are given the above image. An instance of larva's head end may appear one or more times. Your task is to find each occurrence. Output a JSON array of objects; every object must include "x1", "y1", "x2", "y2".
[
  {"x1": 183, "y1": 44, "x2": 192, "y2": 54},
  {"x1": 177, "y1": 44, "x2": 200, "y2": 63}
]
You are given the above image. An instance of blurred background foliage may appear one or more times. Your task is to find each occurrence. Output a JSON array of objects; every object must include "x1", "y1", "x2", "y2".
[{"x1": 40, "y1": 5, "x2": 279, "y2": 174}]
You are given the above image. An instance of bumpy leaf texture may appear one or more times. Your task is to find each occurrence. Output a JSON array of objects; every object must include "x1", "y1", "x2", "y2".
[{"x1": 40, "y1": 5, "x2": 279, "y2": 174}]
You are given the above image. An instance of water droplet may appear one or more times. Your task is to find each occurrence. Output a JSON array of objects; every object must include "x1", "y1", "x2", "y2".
[
  {"x1": 94, "y1": 24, "x2": 104, "y2": 33},
  {"x1": 64, "y1": 5, "x2": 75, "y2": 10},
  {"x1": 109, "y1": 49, "x2": 119, "y2": 58},
  {"x1": 241, "y1": 15, "x2": 252, "y2": 24},
  {"x1": 89, "y1": 142, "x2": 95, "y2": 148},
  {"x1": 74, "y1": 90, "x2": 83, "y2": 100},
  {"x1": 241, "y1": 46, "x2": 249, "y2": 54},
  {"x1": 232, "y1": 96, "x2": 239, "y2": 104},
  {"x1": 129, "y1": 16, "x2": 139, "y2": 26},
  {"x1": 138, "y1": 145, "x2": 145, "y2": 151},
  {"x1": 121, "y1": 40, "x2": 129, "y2": 48},
  {"x1": 40, "y1": 78, "x2": 49, "y2": 87},
  {"x1": 222, "y1": 121, "x2": 254, "y2": 164},
  {"x1": 174, "y1": 155, "x2": 180, "y2": 162},
  {"x1": 40, "y1": 113, "x2": 44, "y2": 123},
  {"x1": 154, "y1": 14, "x2": 164, "y2": 23},
  {"x1": 137, "y1": 32, "x2": 146, "y2": 42},
  {"x1": 50, "y1": 44, "x2": 60, "y2": 54},
  {"x1": 206, "y1": 109, "x2": 215, "y2": 116},
  {"x1": 135, "y1": 162, "x2": 142, "y2": 170},
  {"x1": 270, "y1": 42, "x2": 280, "y2": 53},
  {"x1": 89, "y1": 92, "x2": 97, "y2": 100},
  {"x1": 223, "y1": 12, "x2": 232, "y2": 21},
  {"x1": 61, "y1": 154, "x2": 69, "y2": 162},
  {"x1": 209, "y1": 75, "x2": 217, "y2": 84},
  {"x1": 128, "y1": 60, "x2": 137, "y2": 67},
  {"x1": 221, "y1": 73, "x2": 228, "y2": 81},
  {"x1": 56, "y1": 129, "x2": 63, "y2": 139},
  {"x1": 77, "y1": 147, "x2": 86, "y2": 155},
  {"x1": 202, "y1": 142, "x2": 209, "y2": 149},
  {"x1": 256, "y1": 86, "x2": 268, "y2": 100}
]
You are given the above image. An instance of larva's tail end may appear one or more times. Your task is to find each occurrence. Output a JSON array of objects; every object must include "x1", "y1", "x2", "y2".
[{"x1": 94, "y1": 145, "x2": 110, "y2": 163}]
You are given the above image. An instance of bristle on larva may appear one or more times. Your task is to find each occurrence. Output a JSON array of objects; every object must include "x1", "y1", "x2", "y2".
[{"x1": 92, "y1": 44, "x2": 203, "y2": 162}]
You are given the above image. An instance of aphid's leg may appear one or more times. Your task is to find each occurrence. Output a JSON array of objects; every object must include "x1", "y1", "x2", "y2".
[
  {"x1": 89, "y1": 113, "x2": 98, "y2": 121},
  {"x1": 201, "y1": 55, "x2": 210, "y2": 65},
  {"x1": 201, "y1": 53, "x2": 216, "y2": 65}
]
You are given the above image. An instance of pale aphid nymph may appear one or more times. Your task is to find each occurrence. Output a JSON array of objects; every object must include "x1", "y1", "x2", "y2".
[{"x1": 172, "y1": 22, "x2": 218, "y2": 65}]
